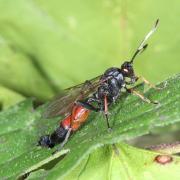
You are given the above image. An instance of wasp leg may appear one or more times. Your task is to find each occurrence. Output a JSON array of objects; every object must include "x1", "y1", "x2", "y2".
[
  {"x1": 104, "y1": 95, "x2": 111, "y2": 130},
  {"x1": 137, "y1": 76, "x2": 162, "y2": 90},
  {"x1": 77, "y1": 98, "x2": 111, "y2": 130},
  {"x1": 126, "y1": 88, "x2": 158, "y2": 104},
  {"x1": 53, "y1": 128, "x2": 72, "y2": 154}
]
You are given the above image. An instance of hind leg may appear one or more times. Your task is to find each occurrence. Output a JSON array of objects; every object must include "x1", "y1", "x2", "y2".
[{"x1": 53, "y1": 128, "x2": 72, "y2": 154}]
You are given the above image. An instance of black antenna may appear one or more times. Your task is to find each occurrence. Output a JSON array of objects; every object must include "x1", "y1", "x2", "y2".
[{"x1": 130, "y1": 19, "x2": 159, "y2": 63}]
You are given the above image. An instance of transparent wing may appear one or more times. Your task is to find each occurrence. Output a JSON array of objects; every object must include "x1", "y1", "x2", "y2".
[{"x1": 43, "y1": 75, "x2": 102, "y2": 118}]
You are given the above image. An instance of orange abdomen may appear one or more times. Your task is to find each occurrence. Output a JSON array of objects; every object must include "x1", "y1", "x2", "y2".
[{"x1": 71, "y1": 105, "x2": 90, "y2": 131}]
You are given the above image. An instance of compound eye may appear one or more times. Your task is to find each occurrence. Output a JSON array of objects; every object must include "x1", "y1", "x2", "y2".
[{"x1": 123, "y1": 68, "x2": 128, "y2": 73}]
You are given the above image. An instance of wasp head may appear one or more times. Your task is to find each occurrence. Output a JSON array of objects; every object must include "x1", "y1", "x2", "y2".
[{"x1": 121, "y1": 61, "x2": 137, "y2": 84}]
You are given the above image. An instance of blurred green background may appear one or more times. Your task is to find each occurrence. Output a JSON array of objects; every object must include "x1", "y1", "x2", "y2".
[{"x1": 0, "y1": 0, "x2": 179, "y2": 109}]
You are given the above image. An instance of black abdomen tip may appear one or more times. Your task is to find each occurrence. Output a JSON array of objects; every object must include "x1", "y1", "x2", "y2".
[
  {"x1": 38, "y1": 127, "x2": 68, "y2": 148},
  {"x1": 38, "y1": 135, "x2": 55, "y2": 148}
]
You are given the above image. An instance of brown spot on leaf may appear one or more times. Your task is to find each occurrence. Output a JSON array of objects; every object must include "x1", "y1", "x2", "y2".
[{"x1": 154, "y1": 155, "x2": 173, "y2": 165}]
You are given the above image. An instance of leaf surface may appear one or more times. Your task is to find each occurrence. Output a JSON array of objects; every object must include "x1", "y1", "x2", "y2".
[{"x1": 0, "y1": 74, "x2": 179, "y2": 179}]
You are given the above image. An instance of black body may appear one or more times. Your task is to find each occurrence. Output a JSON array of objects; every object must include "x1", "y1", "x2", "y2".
[
  {"x1": 96, "y1": 67, "x2": 125, "y2": 104},
  {"x1": 81, "y1": 62, "x2": 136, "y2": 112}
]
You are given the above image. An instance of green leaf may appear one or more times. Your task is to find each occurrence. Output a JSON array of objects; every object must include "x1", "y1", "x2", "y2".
[
  {"x1": 42, "y1": 143, "x2": 179, "y2": 180},
  {"x1": 0, "y1": 37, "x2": 55, "y2": 101},
  {"x1": 0, "y1": 74, "x2": 180, "y2": 179},
  {"x1": 0, "y1": 0, "x2": 179, "y2": 102},
  {"x1": 0, "y1": 85, "x2": 24, "y2": 109}
]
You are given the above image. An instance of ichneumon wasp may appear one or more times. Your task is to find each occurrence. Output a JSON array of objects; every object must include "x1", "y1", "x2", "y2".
[{"x1": 39, "y1": 19, "x2": 160, "y2": 151}]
